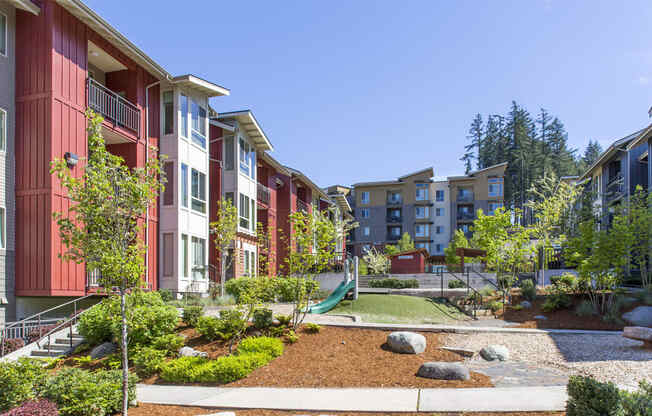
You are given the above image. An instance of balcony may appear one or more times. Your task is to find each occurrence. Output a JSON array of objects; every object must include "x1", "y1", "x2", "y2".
[
  {"x1": 605, "y1": 174, "x2": 624, "y2": 203},
  {"x1": 386, "y1": 196, "x2": 403, "y2": 205},
  {"x1": 457, "y1": 211, "x2": 475, "y2": 221},
  {"x1": 297, "y1": 199, "x2": 309, "y2": 213},
  {"x1": 257, "y1": 182, "x2": 271, "y2": 207},
  {"x1": 87, "y1": 78, "x2": 141, "y2": 136},
  {"x1": 386, "y1": 215, "x2": 402, "y2": 223},
  {"x1": 457, "y1": 192, "x2": 474, "y2": 203},
  {"x1": 86, "y1": 268, "x2": 101, "y2": 288},
  {"x1": 386, "y1": 232, "x2": 401, "y2": 241}
]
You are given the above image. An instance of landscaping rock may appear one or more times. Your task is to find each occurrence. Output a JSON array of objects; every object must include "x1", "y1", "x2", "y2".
[
  {"x1": 441, "y1": 346, "x2": 475, "y2": 358},
  {"x1": 90, "y1": 342, "x2": 117, "y2": 360},
  {"x1": 534, "y1": 315, "x2": 547, "y2": 320},
  {"x1": 623, "y1": 326, "x2": 652, "y2": 348},
  {"x1": 480, "y1": 344, "x2": 510, "y2": 361},
  {"x1": 179, "y1": 346, "x2": 208, "y2": 358},
  {"x1": 622, "y1": 306, "x2": 652, "y2": 327},
  {"x1": 520, "y1": 300, "x2": 532, "y2": 309},
  {"x1": 417, "y1": 362, "x2": 470, "y2": 380},
  {"x1": 386, "y1": 331, "x2": 426, "y2": 354}
]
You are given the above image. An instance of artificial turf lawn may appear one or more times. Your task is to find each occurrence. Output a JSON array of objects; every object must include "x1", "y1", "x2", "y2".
[{"x1": 328, "y1": 294, "x2": 469, "y2": 324}]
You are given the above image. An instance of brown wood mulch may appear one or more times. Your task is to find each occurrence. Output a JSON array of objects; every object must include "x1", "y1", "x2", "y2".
[
  {"x1": 123, "y1": 404, "x2": 564, "y2": 416},
  {"x1": 143, "y1": 326, "x2": 492, "y2": 389},
  {"x1": 502, "y1": 294, "x2": 642, "y2": 331}
]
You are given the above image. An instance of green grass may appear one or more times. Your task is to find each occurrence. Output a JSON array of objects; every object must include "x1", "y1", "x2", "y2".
[{"x1": 328, "y1": 294, "x2": 470, "y2": 324}]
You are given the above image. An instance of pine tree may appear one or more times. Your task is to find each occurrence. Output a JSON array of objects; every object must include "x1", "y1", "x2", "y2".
[
  {"x1": 582, "y1": 140, "x2": 603, "y2": 168},
  {"x1": 461, "y1": 114, "x2": 483, "y2": 173}
]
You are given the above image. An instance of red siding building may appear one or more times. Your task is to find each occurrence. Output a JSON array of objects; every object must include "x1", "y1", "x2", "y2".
[{"x1": 389, "y1": 249, "x2": 428, "y2": 274}]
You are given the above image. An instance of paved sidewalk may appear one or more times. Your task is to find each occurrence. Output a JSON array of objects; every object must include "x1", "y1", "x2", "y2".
[{"x1": 137, "y1": 384, "x2": 567, "y2": 412}]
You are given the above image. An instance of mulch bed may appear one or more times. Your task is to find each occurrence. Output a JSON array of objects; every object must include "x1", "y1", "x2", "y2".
[
  {"x1": 502, "y1": 294, "x2": 642, "y2": 331},
  {"x1": 123, "y1": 404, "x2": 564, "y2": 416},
  {"x1": 143, "y1": 326, "x2": 492, "y2": 388}
]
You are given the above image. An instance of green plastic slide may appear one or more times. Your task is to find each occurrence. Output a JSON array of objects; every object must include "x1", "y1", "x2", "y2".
[{"x1": 306, "y1": 279, "x2": 355, "y2": 314}]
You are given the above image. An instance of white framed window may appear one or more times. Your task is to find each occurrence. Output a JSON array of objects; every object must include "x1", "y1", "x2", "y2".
[
  {"x1": 224, "y1": 136, "x2": 235, "y2": 171},
  {"x1": 239, "y1": 137, "x2": 256, "y2": 179},
  {"x1": 435, "y1": 207, "x2": 443, "y2": 216},
  {"x1": 191, "y1": 236, "x2": 206, "y2": 280},
  {"x1": 239, "y1": 193, "x2": 251, "y2": 229},
  {"x1": 180, "y1": 93, "x2": 188, "y2": 139},
  {"x1": 163, "y1": 91, "x2": 173, "y2": 135},
  {"x1": 0, "y1": 108, "x2": 5, "y2": 151},
  {"x1": 244, "y1": 251, "x2": 250, "y2": 276},
  {"x1": 488, "y1": 177, "x2": 504, "y2": 197},
  {"x1": 0, "y1": 12, "x2": 6, "y2": 57},
  {"x1": 191, "y1": 168, "x2": 206, "y2": 213},
  {"x1": 416, "y1": 183, "x2": 429, "y2": 201},
  {"x1": 180, "y1": 163, "x2": 188, "y2": 208},
  {"x1": 360, "y1": 191, "x2": 370, "y2": 204},
  {"x1": 162, "y1": 233, "x2": 174, "y2": 277},
  {"x1": 0, "y1": 206, "x2": 5, "y2": 249},
  {"x1": 191, "y1": 99, "x2": 207, "y2": 148},
  {"x1": 360, "y1": 208, "x2": 369, "y2": 218},
  {"x1": 415, "y1": 206, "x2": 429, "y2": 219},
  {"x1": 415, "y1": 224, "x2": 429, "y2": 237},
  {"x1": 362, "y1": 226, "x2": 370, "y2": 237},
  {"x1": 435, "y1": 190, "x2": 445, "y2": 201},
  {"x1": 181, "y1": 234, "x2": 189, "y2": 278}
]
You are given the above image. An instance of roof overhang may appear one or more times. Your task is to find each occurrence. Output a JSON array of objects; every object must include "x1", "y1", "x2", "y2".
[
  {"x1": 579, "y1": 128, "x2": 647, "y2": 180},
  {"x1": 259, "y1": 152, "x2": 291, "y2": 176},
  {"x1": 328, "y1": 193, "x2": 352, "y2": 213},
  {"x1": 286, "y1": 167, "x2": 329, "y2": 200},
  {"x1": 171, "y1": 75, "x2": 230, "y2": 97},
  {"x1": 8, "y1": 0, "x2": 40, "y2": 14},
  {"x1": 216, "y1": 110, "x2": 273, "y2": 152},
  {"x1": 448, "y1": 162, "x2": 508, "y2": 181},
  {"x1": 398, "y1": 167, "x2": 434, "y2": 181},
  {"x1": 352, "y1": 180, "x2": 402, "y2": 188}
]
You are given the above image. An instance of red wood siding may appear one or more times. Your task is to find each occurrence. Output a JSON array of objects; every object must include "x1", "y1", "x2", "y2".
[
  {"x1": 208, "y1": 125, "x2": 223, "y2": 277},
  {"x1": 390, "y1": 251, "x2": 426, "y2": 274}
]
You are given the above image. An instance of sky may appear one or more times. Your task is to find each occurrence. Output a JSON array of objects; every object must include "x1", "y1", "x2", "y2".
[{"x1": 85, "y1": 0, "x2": 652, "y2": 186}]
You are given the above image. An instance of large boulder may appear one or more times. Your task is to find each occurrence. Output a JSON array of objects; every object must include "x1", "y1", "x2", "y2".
[
  {"x1": 386, "y1": 332, "x2": 426, "y2": 354},
  {"x1": 480, "y1": 344, "x2": 510, "y2": 361},
  {"x1": 623, "y1": 326, "x2": 652, "y2": 348},
  {"x1": 622, "y1": 306, "x2": 652, "y2": 327},
  {"x1": 90, "y1": 342, "x2": 117, "y2": 360},
  {"x1": 179, "y1": 346, "x2": 208, "y2": 358},
  {"x1": 417, "y1": 362, "x2": 470, "y2": 381}
]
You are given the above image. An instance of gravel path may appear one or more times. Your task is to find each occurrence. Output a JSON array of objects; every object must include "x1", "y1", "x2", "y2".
[{"x1": 444, "y1": 332, "x2": 652, "y2": 388}]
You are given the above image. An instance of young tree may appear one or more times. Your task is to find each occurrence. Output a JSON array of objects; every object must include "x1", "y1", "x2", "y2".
[
  {"x1": 444, "y1": 229, "x2": 469, "y2": 271},
  {"x1": 385, "y1": 232, "x2": 415, "y2": 255},
  {"x1": 209, "y1": 197, "x2": 238, "y2": 297},
  {"x1": 50, "y1": 111, "x2": 164, "y2": 415},
  {"x1": 362, "y1": 247, "x2": 390, "y2": 275},
  {"x1": 256, "y1": 221, "x2": 274, "y2": 277},
  {"x1": 621, "y1": 186, "x2": 652, "y2": 288}
]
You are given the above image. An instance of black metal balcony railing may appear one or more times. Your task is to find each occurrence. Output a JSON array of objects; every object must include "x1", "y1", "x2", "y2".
[
  {"x1": 87, "y1": 78, "x2": 141, "y2": 136},
  {"x1": 386, "y1": 233, "x2": 401, "y2": 241},
  {"x1": 457, "y1": 211, "x2": 475, "y2": 221},
  {"x1": 605, "y1": 174, "x2": 624, "y2": 202},
  {"x1": 386, "y1": 196, "x2": 402, "y2": 205},
  {"x1": 457, "y1": 192, "x2": 474, "y2": 203},
  {"x1": 257, "y1": 182, "x2": 271, "y2": 206},
  {"x1": 386, "y1": 216, "x2": 402, "y2": 223}
]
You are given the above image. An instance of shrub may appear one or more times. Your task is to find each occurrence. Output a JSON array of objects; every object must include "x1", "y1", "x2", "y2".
[
  {"x1": 41, "y1": 368, "x2": 137, "y2": 416},
  {"x1": 0, "y1": 359, "x2": 47, "y2": 412},
  {"x1": 621, "y1": 380, "x2": 652, "y2": 415},
  {"x1": 478, "y1": 286, "x2": 496, "y2": 297},
  {"x1": 237, "y1": 336, "x2": 284, "y2": 358},
  {"x1": 158, "y1": 289, "x2": 174, "y2": 302},
  {"x1": 1, "y1": 338, "x2": 25, "y2": 356},
  {"x1": 284, "y1": 330, "x2": 299, "y2": 344},
  {"x1": 182, "y1": 305, "x2": 204, "y2": 327},
  {"x1": 488, "y1": 300, "x2": 503, "y2": 313},
  {"x1": 542, "y1": 293, "x2": 572, "y2": 312},
  {"x1": 132, "y1": 346, "x2": 166, "y2": 378},
  {"x1": 358, "y1": 259, "x2": 368, "y2": 276},
  {"x1": 575, "y1": 300, "x2": 596, "y2": 317},
  {"x1": 551, "y1": 273, "x2": 577, "y2": 289},
  {"x1": 3, "y1": 399, "x2": 59, "y2": 416},
  {"x1": 511, "y1": 304, "x2": 524, "y2": 311},
  {"x1": 252, "y1": 308, "x2": 273, "y2": 330},
  {"x1": 275, "y1": 314, "x2": 292, "y2": 326},
  {"x1": 448, "y1": 280, "x2": 466, "y2": 289},
  {"x1": 368, "y1": 278, "x2": 419, "y2": 289},
  {"x1": 304, "y1": 323, "x2": 321, "y2": 333},
  {"x1": 196, "y1": 310, "x2": 247, "y2": 341},
  {"x1": 274, "y1": 277, "x2": 319, "y2": 303},
  {"x1": 520, "y1": 279, "x2": 537, "y2": 301},
  {"x1": 160, "y1": 352, "x2": 273, "y2": 384},
  {"x1": 72, "y1": 356, "x2": 92, "y2": 367},
  {"x1": 566, "y1": 375, "x2": 622, "y2": 416},
  {"x1": 225, "y1": 277, "x2": 275, "y2": 303},
  {"x1": 151, "y1": 334, "x2": 185, "y2": 356}
]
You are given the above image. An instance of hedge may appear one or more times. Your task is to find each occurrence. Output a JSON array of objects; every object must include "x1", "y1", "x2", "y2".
[{"x1": 368, "y1": 278, "x2": 419, "y2": 289}]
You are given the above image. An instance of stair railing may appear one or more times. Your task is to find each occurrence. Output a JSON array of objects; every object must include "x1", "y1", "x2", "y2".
[{"x1": 434, "y1": 266, "x2": 483, "y2": 319}]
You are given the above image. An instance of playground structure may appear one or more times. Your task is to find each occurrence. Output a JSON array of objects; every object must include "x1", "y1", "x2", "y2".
[{"x1": 306, "y1": 257, "x2": 359, "y2": 314}]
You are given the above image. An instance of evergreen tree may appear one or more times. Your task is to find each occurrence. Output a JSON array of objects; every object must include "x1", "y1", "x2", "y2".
[{"x1": 582, "y1": 140, "x2": 603, "y2": 168}]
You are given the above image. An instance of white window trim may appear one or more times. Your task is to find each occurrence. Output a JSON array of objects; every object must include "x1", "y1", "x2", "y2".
[
  {"x1": 179, "y1": 92, "x2": 189, "y2": 141},
  {"x1": 180, "y1": 163, "x2": 189, "y2": 210},
  {"x1": 0, "y1": 12, "x2": 7, "y2": 58},
  {"x1": 0, "y1": 206, "x2": 5, "y2": 250},
  {"x1": 0, "y1": 108, "x2": 6, "y2": 152},
  {"x1": 361, "y1": 191, "x2": 370, "y2": 204},
  {"x1": 190, "y1": 235, "x2": 207, "y2": 280},
  {"x1": 190, "y1": 168, "x2": 207, "y2": 215},
  {"x1": 190, "y1": 99, "x2": 207, "y2": 149}
]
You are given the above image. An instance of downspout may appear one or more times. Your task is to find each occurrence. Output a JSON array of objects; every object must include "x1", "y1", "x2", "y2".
[{"x1": 145, "y1": 80, "x2": 162, "y2": 288}]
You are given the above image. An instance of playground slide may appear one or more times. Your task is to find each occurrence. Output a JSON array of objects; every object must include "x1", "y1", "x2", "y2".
[{"x1": 306, "y1": 279, "x2": 355, "y2": 314}]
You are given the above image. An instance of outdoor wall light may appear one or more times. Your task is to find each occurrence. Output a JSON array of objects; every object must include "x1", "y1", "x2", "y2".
[{"x1": 64, "y1": 152, "x2": 79, "y2": 168}]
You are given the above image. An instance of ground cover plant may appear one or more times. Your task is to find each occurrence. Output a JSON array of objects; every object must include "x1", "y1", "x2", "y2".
[{"x1": 368, "y1": 278, "x2": 419, "y2": 289}]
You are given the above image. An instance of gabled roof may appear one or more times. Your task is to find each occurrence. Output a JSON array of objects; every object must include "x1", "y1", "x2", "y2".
[
  {"x1": 398, "y1": 167, "x2": 434, "y2": 181},
  {"x1": 353, "y1": 167, "x2": 434, "y2": 188},
  {"x1": 9, "y1": 0, "x2": 40, "y2": 14},
  {"x1": 388, "y1": 248, "x2": 429, "y2": 258},
  {"x1": 579, "y1": 128, "x2": 646, "y2": 180},
  {"x1": 215, "y1": 110, "x2": 273, "y2": 152},
  {"x1": 170, "y1": 75, "x2": 229, "y2": 97},
  {"x1": 448, "y1": 162, "x2": 508, "y2": 181},
  {"x1": 284, "y1": 166, "x2": 329, "y2": 200},
  {"x1": 258, "y1": 152, "x2": 291, "y2": 176}
]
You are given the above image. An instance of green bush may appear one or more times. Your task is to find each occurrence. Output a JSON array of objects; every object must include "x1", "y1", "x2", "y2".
[
  {"x1": 488, "y1": 300, "x2": 503, "y2": 313},
  {"x1": 358, "y1": 259, "x2": 368, "y2": 276},
  {"x1": 196, "y1": 310, "x2": 247, "y2": 341},
  {"x1": 448, "y1": 280, "x2": 466, "y2": 289},
  {"x1": 274, "y1": 277, "x2": 319, "y2": 303},
  {"x1": 520, "y1": 279, "x2": 537, "y2": 301},
  {"x1": 78, "y1": 290, "x2": 179, "y2": 346},
  {"x1": 225, "y1": 277, "x2": 275, "y2": 303},
  {"x1": 511, "y1": 304, "x2": 524, "y2": 311},
  {"x1": 160, "y1": 352, "x2": 272, "y2": 384},
  {"x1": 621, "y1": 380, "x2": 652, "y2": 415},
  {"x1": 41, "y1": 368, "x2": 137, "y2": 416},
  {"x1": 567, "y1": 375, "x2": 623, "y2": 416},
  {"x1": 151, "y1": 334, "x2": 185, "y2": 356},
  {"x1": 551, "y1": 273, "x2": 577, "y2": 289},
  {"x1": 368, "y1": 278, "x2": 418, "y2": 289},
  {"x1": 575, "y1": 300, "x2": 596, "y2": 317},
  {"x1": 275, "y1": 314, "x2": 292, "y2": 326},
  {"x1": 182, "y1": 305, "x2": 204, "y2": 327},
  {"x1": 237, "y1": 336, "x2": 284, "y2": 358},
  {"x1": 132, "y1": 346, "x2": 166, "y2": 377},
  {"x1": 479, "y1": 286, "x2": 496, "y2": 297},
  {"x1": 542, "y1": 293, "x2": 572, "y2": 312},
  {"x1": 0, "y1": 358, "x2": 47, "y2": 412},
  {"x1": 304, "y1": 323, "x2": 321, "y2": 333},
  {"x1": 252, "y1": 308, "x2": 274, "y2": 330},
  {"x1": 158, "y1": 289, "x2": 173, "y2": 302}
]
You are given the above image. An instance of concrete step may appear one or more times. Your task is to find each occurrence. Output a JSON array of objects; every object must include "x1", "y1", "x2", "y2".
[
  {"x1": 30, "y1": 349, "x2": 67, "y2": 358},
  {"x1": 40, "y1": 343, "x2": 70, "y2": 351}
]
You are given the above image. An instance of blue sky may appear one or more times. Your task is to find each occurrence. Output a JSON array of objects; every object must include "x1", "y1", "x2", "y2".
[{"x1": 85, "y1": 0, "x2": 652, "y2": 185}]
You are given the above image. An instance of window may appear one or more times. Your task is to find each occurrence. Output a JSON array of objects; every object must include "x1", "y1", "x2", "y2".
[
  {"x1": 436, "y1": 226, "x2": 443, "y2": 234},
  {"x1": 239, "y1": 193, "x2": 251, "y2": 229},
  {"x1": 191, "y1": 169, "x2": 206, "y2": 213},
  {"x1": 0, "y1": 207, "x2": 5, "y2": 249},
  {"x1": 360, "y1": 208, "x2": 369, "y2": 218},
  {"x1": 224, "y1": 137, "x2": 235, "y2": 170},
  {"x1": 488, "y1": 202, "x2": 503, "y2": 215},
  {"x1": 460, "y1": 224, "x2": 470, "y2": 233},
  {"x1": 387, "y1": 191, "x2": 401, "y2": 204},
  {"x1": 389, "y1": 227, "x2": 401, "y2": 237},
  {"x1": 488, "y1": 178, "x2": 504, "y2": 197},
  {"x1": 244, "y1": 251, "x2": 250, "y2": 276},
  {"x1": 163, "y1": 91, "x2": 173, "y2": 135},
  {"x1": 415, "y1": 224, "x2": 429, "y2": 237},
  {"x1": 388, "y1": 208, "x2": 401, "y2": 220},
  {"x1": 163, "y1": 162, "x2": 174, "y2": 205},
  {"x1": 180, "y1": 164, "x2": 188, "y2": 208},
  {"x1": 0, "y1": 109, "x2": 5, "y2": 151},
  {"x1": 435, "y1": 244, "x2": 442, "y2": 253},
  {"x1": 181, "y1": 234, "x2": 189, "y2": 278},
  {"x1": 435, "y1": 207, "x2": 443, "y2": 216},
  {"x1": 191, "y1": 237, "x2": 206, "y2": 280},
  {"x1": 435, "y1": 190, "x2": 445, "y2": 202},
  {"x1": 180, "y1": 94, "x2": 188, "y2": 138},
  {"x1": 162, "y1": 233, "x2": 174, "y2": 276},
  {"x1": 458, "y1": 188, "x2": 473, "y2": 201},
  {"x1": 415, "y1": 206, "x2": 429, "y2": 219},
  {"x1": 360, "y1": 191, "x2": 369, "y2": 204},
  {"x1": 191, "y1": 99, "x2": 206, "y2": 148},
  {"x1": 239, "y1": 138, "x2": 250, "y2": 176},
  {"x1": 251, "y1": 197, "x2": 256, "y2": 232},
  {"x1": 362, "y1": 226, "x2": 370, "y2": 237},
  {"x1": 415, "y1": 242, "x2": 426, "y2": 249},
  {"x1": 416, "y1": 183, "x2": 429, "y2": 201},
  {"x1": 0, "y1": 13, "x2": 6, "y2": 56}
]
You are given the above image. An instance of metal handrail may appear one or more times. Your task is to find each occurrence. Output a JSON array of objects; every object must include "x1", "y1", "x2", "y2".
[
  {"x1": 87, "y1": 78, "x2": 141, "y2": 135},
  {"x1": 257, "y1": 182, "x2": 271, "y2": 206}
]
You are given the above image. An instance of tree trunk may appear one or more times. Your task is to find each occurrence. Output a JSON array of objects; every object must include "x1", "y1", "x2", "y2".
[
  {"x1": 221, "y1": 251, "x2": 226, "y2": 298},
  {"x1": 120, "y1": 287, "x2": 129, "y2": 416}
]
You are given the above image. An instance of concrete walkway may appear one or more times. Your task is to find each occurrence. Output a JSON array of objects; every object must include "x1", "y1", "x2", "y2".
[{"x1": 136, "y1": 384, "x2": 567, "y2": 412}]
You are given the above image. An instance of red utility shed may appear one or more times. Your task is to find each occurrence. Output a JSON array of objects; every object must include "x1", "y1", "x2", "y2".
[{"x1": 389, "y1": 249, "x2": 428, "y2": 274}]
